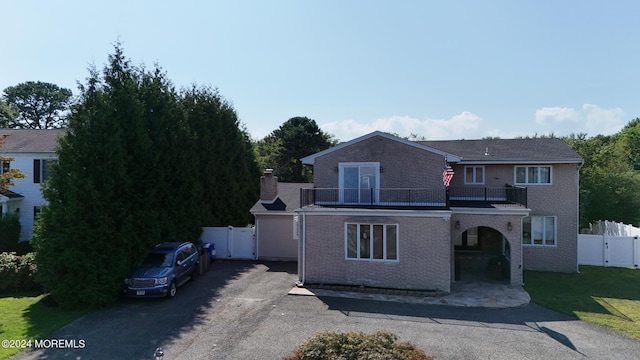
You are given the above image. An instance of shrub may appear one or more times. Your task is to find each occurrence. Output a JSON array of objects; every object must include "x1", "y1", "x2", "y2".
[
  {"x1": 0, "y1": 252, "x2": 39, "y2": 291},
  {"x1": 285, "y1": 330, "x2": 433, "y2": 360},
  {"x1": 0, "y1": 213, "x2": 21, "y2": 252}
]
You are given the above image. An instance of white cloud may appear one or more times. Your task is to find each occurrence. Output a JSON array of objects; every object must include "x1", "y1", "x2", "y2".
[
  {"x1": 582, "y1": 104, "x2": 625, "y2": 135},
  {"x1": 321, "y1": 112, "x2": 483, "y2": 142},
  {"x1": 532, "y1": 104, "x2": 626, "y2": 137},
  {"x1": 535, "y1": 107, "x2": 579, "y2": 125}
]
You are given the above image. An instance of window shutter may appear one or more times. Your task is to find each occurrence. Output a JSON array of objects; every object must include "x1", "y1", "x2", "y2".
[{"x1": 33, "y1": 159, "x2": 41, "y2": 183}]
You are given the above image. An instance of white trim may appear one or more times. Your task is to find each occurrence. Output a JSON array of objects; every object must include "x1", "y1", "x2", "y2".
[
  {"x1": 250, "y1": 210, "x2": 296, "y2": 216},
  {"x1": 260, "y1": 198, "x2": 277, "y2": 205},
  {"x1": 300, "y1": 131, "x2": 461, "y2": 165},
  {"x1": 522, "y1": 215, "x2": 558, "y2": 247},
  {"x1": 450, "y1": 207, "x2": 531, "y2": 216},
  {"x1": 458, "y1": 159, "x2": 582, "y2": 165},
  {"x1": 344, "y1": 222, "x2": 400, "y2": 262},
  {"x1": 338, "y1": 162, "x2": 380, "y2": 205},
  {"x1": 463, "y1": 165, "x2": 485, "y2": 185},
  {"x1": 297, "y1": 207, "x2": 453, "y2": 219},
  {"x1": 514, "y1": 165, "x2": 553, "y2": 185}
]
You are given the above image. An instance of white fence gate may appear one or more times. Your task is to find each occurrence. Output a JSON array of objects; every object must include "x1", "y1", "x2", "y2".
[
  {"x1": 578, "y1": 234, "x2": 639, "y2": 267},
  {"x1": 201, "y1": 226, "x2": 256, "y2": 260}
]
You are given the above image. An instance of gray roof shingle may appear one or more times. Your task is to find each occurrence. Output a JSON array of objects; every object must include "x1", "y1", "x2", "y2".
[
  {"x1": 0, "y1": 129, "x2": 65, "y2": 153},
  {"x1": 419, "y1": 138, "x2": 583, "y2": 164},
  {"x1": 250, "y1": 182, "x2": 312, "y2": 213}
]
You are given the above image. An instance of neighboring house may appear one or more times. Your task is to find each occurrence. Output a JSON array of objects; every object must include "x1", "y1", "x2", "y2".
[
  {"x1": 250, "y1": 169, "x2": 310, "y2": 261},
  {"x1": 295, "y1": 131, "x2": 582, "y2": 293},
  {"x1": 0, "y1": 129, "x2": 63, "y2": 241}
]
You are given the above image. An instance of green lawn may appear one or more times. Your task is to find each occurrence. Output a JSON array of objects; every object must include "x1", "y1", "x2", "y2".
[
  {"x1": 0, "y1": 292, "x2": 86, "y2": 360},
  {"x1": 524, "y1": 265, "x2": 640, "y2": 341}
]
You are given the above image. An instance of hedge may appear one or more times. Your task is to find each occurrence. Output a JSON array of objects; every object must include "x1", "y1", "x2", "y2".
[{"x1": 0, "y1": 252, "x2": 39, "y2": 291}]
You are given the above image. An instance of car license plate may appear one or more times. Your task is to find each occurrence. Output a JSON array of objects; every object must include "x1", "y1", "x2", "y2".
[{"x1": 136, "y1": 290, "x2": 145, "y2": 296}]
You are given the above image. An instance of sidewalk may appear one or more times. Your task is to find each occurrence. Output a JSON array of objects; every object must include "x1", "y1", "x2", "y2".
[{"x1": 290, "y1": 279, "x2": 530, "y2": 308}]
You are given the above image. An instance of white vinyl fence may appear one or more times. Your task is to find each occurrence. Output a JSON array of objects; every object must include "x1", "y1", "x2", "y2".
[
  {"x1": 578, "y1": 220, "x2": 640, "y2": 268},
  {"x1": 201, "y1": 226, "x2": 256, "y2": 260}
]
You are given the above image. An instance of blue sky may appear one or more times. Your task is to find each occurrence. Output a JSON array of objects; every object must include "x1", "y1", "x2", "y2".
[{"x1": 2, "y1": 1, "x2": 639, "y2": 142}]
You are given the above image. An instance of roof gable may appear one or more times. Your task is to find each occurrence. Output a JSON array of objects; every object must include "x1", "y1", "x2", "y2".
[{"x1": 301, "y1": 131, "x2": 461, "y2": 164}]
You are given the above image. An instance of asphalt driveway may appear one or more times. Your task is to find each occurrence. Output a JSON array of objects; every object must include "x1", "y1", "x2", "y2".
[{"x1": 11, "y1": 260, "x2": 640, "y2": 359}]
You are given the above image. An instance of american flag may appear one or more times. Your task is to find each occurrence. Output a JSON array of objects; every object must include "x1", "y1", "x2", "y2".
[{"x1": 442, "y1": 165, "x2": 455, "y2": 187}]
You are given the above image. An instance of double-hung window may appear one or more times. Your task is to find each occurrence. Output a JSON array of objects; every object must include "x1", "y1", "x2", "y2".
[
  {"x1": 346, "y1": 223, "x2": 398, "y2": 261},
  {"x1": 33, "y1": 159, "x2": 58, "y2": 183},
  {"x1": 522, "y1": 216, "x2": 556, "y2": 246},
  {"x1": 464, "y1": 166, "x2": 484, "y2": 184},
  {"x1": 515, "y1": 166, "x2": 551, "y2": 185}
]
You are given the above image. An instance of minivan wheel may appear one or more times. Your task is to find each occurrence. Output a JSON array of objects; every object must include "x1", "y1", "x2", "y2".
[{"x1": 167, "y1": 281, "x2": 177, "y2": 298}]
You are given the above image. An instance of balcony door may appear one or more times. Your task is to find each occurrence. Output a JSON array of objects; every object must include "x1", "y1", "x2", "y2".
[{"x1": 339, "y1": 162, "x2": 379, "y2": 204}]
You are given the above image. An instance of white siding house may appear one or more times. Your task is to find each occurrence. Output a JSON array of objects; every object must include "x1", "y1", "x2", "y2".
[{"x1": 1, "y1": 129, "x2": 64, "y2": 241}]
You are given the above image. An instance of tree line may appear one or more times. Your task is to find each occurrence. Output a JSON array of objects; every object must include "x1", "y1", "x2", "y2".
[{"x1": 562, "y1": 119, "x2": 640, "y2": 229}]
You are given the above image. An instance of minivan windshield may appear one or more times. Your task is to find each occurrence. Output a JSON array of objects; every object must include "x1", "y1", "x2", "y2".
[{"x1": 140, "y1": 253, "x2": 174, "y2": 268}]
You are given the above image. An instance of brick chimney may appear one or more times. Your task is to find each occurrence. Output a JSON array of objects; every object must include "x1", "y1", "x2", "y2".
[{"x1": 260, "y1": 169, "x2": 278, "y2": 204}]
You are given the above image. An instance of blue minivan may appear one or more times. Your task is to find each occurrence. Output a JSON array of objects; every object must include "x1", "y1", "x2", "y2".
[{"x1": 124, "y1": 242, "x2": 199, "y2": 298}]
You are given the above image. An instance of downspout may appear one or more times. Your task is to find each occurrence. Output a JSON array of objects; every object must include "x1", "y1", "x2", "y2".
[
  {"x1": 254, "y1": 216, "x2": 259, "y2": 260},
  {"x1": 296, "y1": 210, "x2": 306, "y2": 287}
]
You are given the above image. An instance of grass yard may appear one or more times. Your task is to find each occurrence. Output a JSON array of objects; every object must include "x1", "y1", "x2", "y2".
[
  {"x1": 0, "y1": 292, "x2": 86, "y2": 360},
  {"x1": 524, "y1": 265, "x2": 640, "y2": 341}
]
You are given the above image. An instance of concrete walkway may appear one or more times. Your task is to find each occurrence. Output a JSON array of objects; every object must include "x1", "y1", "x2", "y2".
[{"x1": 290, "y1": 279, "x2": 530, "y2": 307}]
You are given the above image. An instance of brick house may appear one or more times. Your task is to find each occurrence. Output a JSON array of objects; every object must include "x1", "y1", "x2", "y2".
[{"x1": 295, "y1": 131, "x2": 582, "y2": 293}]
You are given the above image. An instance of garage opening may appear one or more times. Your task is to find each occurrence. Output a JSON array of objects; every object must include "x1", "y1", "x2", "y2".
[{"x1": 454, "y1": 226, "x2": 510, "y2": 282}]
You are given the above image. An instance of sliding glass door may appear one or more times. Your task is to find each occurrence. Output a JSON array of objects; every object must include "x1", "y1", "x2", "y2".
[{"x1": 339, "y1": 163, "x2": 379, "y2": 204}]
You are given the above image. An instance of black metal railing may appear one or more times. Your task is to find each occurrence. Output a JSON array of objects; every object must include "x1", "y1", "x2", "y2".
[
  {"x1": 448, "y1": 185, "x2": 527, "y2": 207},
  {"x1": 300, "y1": 185, "x2": 527, "y2": 208}
]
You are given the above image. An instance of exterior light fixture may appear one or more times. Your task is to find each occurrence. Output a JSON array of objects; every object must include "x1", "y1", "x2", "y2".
[
  {"x1": 507, "y1": 222, "x2": 513, "y2": 231},
  {"x1": 154, "y1": 347, "x2": 164, "y2": 360},
  {"x1": 455, "y1": 221, "x2": 460, "y2": 230}
]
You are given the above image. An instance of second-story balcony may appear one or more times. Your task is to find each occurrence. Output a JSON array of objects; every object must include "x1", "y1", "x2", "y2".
[{"x1": 300, "y1": 185, "x2": 527, "y2": 209}]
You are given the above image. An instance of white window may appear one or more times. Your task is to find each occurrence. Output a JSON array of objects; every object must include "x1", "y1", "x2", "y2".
[
  {"x1": 339, "y1": 162, "x2": 379, "y2": 204},
  {"x1": 464, "y1": 166, "x2": 484, "y2": 184},
  {"x1": 345, "y1": 223, "x2": 398, "y2": 261},
  {"x1": 522, "y1": 216, "x2": 556, "y2": 246},
  {"x1": 515, "y1": 166, "x2": 551, "y2": 185}
]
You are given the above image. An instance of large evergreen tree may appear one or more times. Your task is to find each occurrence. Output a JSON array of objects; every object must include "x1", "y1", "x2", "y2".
[
  {"x1": 31, "y1": 45, "x2": 257, "y2": 309},
  {"x1": 181, "y1": 86, "x2": 260, "y2": 226}
]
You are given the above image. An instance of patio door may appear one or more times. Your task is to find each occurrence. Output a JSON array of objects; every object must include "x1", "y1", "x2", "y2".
[{"x1": 339, "y1": 163, "x2": 379, "y2": 204}]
